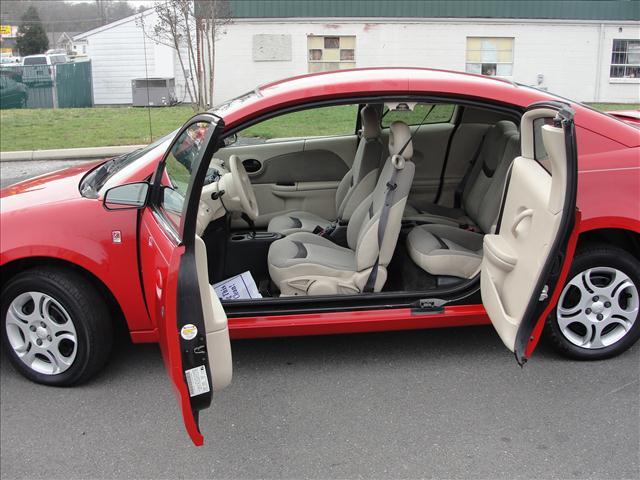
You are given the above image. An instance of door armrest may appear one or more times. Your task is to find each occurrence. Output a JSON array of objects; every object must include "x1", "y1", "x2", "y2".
[{"x1": 484, "y1": 235, "x2": 518, "y2": 272}]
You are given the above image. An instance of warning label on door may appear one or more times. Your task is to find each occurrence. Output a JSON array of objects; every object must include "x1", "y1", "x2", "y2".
[{"x1": 185, "y1": 365, "x2": 210, "y2": 397}]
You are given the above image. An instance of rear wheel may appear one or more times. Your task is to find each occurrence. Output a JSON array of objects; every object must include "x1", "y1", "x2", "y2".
[
  {"x1": 546, "y1": 245, "x2": 640, "y2": 360},
  {"x1": 1, "y1": 268, "x2": 113, "y2": 386}
]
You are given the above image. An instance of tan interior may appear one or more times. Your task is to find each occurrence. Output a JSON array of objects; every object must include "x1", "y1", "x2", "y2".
[
  {"x1": 216, "y1": 135, "x2": 357, "y2": 228},
  {"x1": 481, "y1": 108, "x2": 568, "y2": 352},
  {"x1": 404, "y1": 121, "x2": 521, "y2": 279},
  {"x1": 195, "y1": 235, "x2": 232, "y2": 390},
  {"x1": 266, "y1": 105, "x2": 384, "y2": 236},
  {"x1": 267, "y1": 121, "x2": 415, "y2": 296}
]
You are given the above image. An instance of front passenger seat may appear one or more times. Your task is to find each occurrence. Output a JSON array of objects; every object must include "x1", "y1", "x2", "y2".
[
  {"x1": 268, "y1": 121, "x2": 415, "y2": 295},
  {"x1": 267, "y1": 105, "x2": 384, "y2": 235}
]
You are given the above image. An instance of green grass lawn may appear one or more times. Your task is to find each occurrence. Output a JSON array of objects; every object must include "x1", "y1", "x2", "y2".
[
  {"x1": 1, "y1": 101, "x2": 638, "y2": 152},
  {"x1": 586, "y1": 103, "x2": 640, "y2": 111},
  {"x1": 0, "y1": 106, "x2": 195, "y2": 152}
]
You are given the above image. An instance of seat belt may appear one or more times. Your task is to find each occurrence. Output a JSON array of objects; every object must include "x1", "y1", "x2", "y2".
[
  {"x1": 363, "y1": 105, "x2": 435, "y2": 292},
  {"x1": 362, "y1": 163, "x2": 400, "y2": 293},
  {"x1": 453, "y1": 133, "x2": 486, "y2": 209}
]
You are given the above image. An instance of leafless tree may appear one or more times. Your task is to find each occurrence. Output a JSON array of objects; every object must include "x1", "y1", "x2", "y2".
[
  {"x1": 138, "y1": 0, "x2": 231, "y2": 110},
  {"x1": 196, "y1": 0, "x2": 232, "y2": 107}
]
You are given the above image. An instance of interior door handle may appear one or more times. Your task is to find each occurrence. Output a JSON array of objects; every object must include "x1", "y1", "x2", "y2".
[{"x1": 510, "y1": 209, "x2": 534, "y2": 236}]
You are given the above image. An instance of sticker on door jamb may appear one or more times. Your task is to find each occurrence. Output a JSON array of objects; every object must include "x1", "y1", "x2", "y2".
[
  {"x1": 185, "y1": 365, "x2": 210, "y2": 397},
  {"x1": 180, "y1": 324, "x2": 198, "y2": 340}
]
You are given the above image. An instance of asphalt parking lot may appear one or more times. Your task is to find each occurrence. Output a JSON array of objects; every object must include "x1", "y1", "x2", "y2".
[{"x1": 1, "y1": 161, "x2": 639, "y2": 480}]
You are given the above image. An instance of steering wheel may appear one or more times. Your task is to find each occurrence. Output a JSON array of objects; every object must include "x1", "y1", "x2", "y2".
[{"x1": 229, "y1": 155, "x2": 259, "y2": 220}]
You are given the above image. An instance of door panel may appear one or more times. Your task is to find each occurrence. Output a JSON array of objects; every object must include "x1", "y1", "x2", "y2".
[
  {"x1": 217, "y1": 135, "x2": 357, "y2": 228},
  {"x1": 482, "y1": 104, "x2": 578, "y2": 364}
]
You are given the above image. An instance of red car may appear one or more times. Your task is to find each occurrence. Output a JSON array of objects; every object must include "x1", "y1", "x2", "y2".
[{"x1": 1, "y1": 68, "x2": 639, "y2": 446}]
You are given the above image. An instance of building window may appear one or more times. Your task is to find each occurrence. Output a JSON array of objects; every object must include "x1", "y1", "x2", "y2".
[
  {"x1": 308, "y1": 35, "x2": 356, "y2": 73},
  {"x1": 610, "y1": 39, "x2": 640, "y2": 80},
  {"x1": 466, "y1": 37, "x2": 514, "y2": 77}
]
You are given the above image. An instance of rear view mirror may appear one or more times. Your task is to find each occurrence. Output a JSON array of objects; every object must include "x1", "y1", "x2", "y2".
[{"x1": 103, "y1": 182, "x2": 149, "y2": 210}]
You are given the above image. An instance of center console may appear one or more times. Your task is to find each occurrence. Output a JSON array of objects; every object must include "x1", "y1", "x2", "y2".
[{"x1": 225, "y1": 231, "x2": 283, "y2": 281}]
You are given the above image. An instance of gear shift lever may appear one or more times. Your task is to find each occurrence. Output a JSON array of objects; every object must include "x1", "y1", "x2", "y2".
[{"x1": 241, "y1": 212, "x2": 256, "y2": 239}]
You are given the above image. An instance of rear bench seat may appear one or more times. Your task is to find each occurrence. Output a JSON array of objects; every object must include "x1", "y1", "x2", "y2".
[
  {"x1": 404, "y1": 120, "x2": 519, "y2": 228},
  {"x1": 406, "y1": 123, "x2": 520, "y2": 279}
]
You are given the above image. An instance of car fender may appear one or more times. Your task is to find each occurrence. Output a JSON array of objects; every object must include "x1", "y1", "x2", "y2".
[{"x1": 0, "y1": 203, "x2": 153, "y2": 337}]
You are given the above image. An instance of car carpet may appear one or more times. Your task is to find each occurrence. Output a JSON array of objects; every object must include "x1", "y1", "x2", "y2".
[{"x1": 384, "y1": 230, "x2": 438, "y2": 293}]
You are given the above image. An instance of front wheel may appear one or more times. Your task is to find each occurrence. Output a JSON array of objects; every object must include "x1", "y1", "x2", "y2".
[
  {"x1": 546, "y1": 245, "x2": 640, "y2": 360},
  {"x1": 1, "y1": 268, "x2": 113, "y2": 386}
]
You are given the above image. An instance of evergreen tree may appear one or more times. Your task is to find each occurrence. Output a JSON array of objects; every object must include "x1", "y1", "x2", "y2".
[{"x1": 16, "y1": 6, "x2": 49, "y2": 56}]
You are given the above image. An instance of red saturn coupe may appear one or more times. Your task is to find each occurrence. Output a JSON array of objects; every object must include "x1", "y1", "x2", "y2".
[{"x1": 1, "y1": 68, "x2": 639, "y2": 445}]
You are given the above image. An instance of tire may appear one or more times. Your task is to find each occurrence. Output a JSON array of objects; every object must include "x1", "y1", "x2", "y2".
[
  {"x1": 1, "y1": 268, "x2": 113, "y2": 386},
  {"x1": 546, "y1": 244, "x2": 640, "y2": 360}
]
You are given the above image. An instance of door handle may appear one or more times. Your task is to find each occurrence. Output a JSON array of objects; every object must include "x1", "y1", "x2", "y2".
[
  {"x1": 510, "y1": 209, "x2": 534, "y2": 237},
  {"x1": 155, "y1": 269, "x2": 163, "y2": 299}
]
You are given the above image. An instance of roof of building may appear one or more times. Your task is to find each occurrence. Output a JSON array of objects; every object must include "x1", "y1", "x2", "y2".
[
  {"x1": 226, "y1": 0, "x2": 639, "y2": 21},
  {"x1": 73, "y1": 8, "x2": 154, "y2": 40}
]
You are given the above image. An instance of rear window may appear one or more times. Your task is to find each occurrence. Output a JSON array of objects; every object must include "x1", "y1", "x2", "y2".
[
  {"x1": 23, "y1": 56, "x2": 47, "y2": 65},
  {"x1": 381, "y1": 103, "x2": 455, "y2": 128},
  {"x1": 50, "y1": 55, "x2": 67, "y2": 64}
]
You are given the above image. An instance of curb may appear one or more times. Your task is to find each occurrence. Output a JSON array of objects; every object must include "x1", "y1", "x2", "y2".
[{"x1": 0, "y1": 144, "x2": 146, "y2": 162}]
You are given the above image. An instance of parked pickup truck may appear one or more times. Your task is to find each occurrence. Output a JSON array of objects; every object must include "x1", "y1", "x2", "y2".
[{"x1": 21, "y1": 54, "x2": 68, "y2": 85}]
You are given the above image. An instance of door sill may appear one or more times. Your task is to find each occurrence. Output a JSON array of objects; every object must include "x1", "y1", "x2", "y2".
[{"x1": 221, "y1": 278, "x2": 480, "y2": 318}]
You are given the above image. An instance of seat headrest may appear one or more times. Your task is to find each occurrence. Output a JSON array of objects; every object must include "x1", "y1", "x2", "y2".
[
  {"x1": 388, "y1": 121, "x2": 413, "y2": 159},
  {"x1": 361, "y1": 105, "x2": 381, "y2": 140}
]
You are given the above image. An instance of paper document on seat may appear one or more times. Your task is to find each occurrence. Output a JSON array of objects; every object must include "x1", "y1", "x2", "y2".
[{"x1": 213, "y1": 271, "x2": 263, "y2": 300}]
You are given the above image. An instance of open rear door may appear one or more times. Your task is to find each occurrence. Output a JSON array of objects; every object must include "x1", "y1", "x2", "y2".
[
  {"x1": 139, "y1": 114, "x2": 232, "y2": 445},
  {"x1": 481, "y1": 102, "x2": 580, "y2": 365}
]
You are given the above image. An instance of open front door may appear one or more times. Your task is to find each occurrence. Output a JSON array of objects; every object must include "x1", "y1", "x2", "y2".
[
  {"x1": 138, "y1": 114, "x2": 231, "y2": 446},
  {"x1": 482, "y1": 102, "x2": 580, "y2": 365}
]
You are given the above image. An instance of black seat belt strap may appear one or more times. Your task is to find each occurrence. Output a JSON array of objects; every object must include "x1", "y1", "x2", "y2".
[
  {"x1": 363, "y1": 167, "x2": 399, "y2": 293},
  {"x1": 362, "y1": 105, "x2": 434, "y2": 293},
  {"x1": 454, "y1": 133, "x2": 486, "y2": 209}
]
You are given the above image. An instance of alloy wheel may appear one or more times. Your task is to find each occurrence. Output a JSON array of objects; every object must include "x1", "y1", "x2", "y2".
[
  {"x1": 556, "y1": 267, "x2": 639, "y2": 349},
  {"x1": 5, "y1": 291, "x2": 78, "y2": 375}
]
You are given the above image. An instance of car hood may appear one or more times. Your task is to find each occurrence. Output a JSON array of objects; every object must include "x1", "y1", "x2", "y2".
[{"x1": 0, "y1": 160, "x2": 104, "y2": 213}]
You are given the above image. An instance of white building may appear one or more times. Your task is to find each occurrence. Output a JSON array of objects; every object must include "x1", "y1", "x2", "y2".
[{"x1": 74, "y1": 0, "x2": 640, "y2": 106}]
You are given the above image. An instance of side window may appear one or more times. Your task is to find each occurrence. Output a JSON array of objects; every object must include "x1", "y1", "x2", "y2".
[
  {"x1": 159, "y1": 121, "x2": 212, "y2": 233},
  {"x1": 236, "y1": 104, "x2": 358, "y2": 144},
  {"x1": 381, "y1": 103, "x2": 455, "y2": 129}
]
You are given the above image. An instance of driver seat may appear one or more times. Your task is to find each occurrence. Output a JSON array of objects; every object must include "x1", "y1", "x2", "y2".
[{"x1": 268, "y1": 122, "x2": 415, "y2": 296}]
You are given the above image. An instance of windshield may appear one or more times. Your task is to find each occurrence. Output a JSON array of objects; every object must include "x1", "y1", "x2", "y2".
[
  {"x1": 80, "y1": 129, "x2": 178, "y2": 197},
  {"x1": 210, "y1": 89, "x2": 261, "y2": 117}
]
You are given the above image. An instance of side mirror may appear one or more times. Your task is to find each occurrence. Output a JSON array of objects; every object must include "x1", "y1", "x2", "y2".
[
  {"x1": 222, "y1": 133, "x2": 237, "y2": 147},
  {"x1": 104, "y1": 182, "x2": 149, "y2": 210}
]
